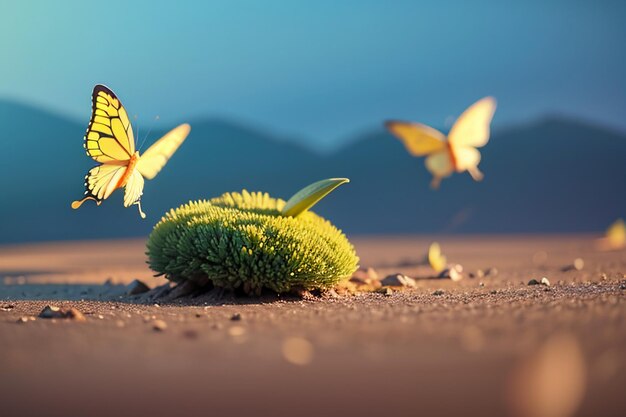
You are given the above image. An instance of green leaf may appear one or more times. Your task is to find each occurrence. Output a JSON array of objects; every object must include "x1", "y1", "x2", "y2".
[{"x1": 281, "y1": 178, "x2": 350, "y2": 217}]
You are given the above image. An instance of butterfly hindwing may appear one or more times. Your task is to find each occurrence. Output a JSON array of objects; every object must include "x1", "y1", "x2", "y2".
[
  {"x1": 123, "y1": 169, "x2": 146, "y2": 218},
  {"x1": 84, "y1": 85, "x2": 135, "y2": 163},
  {"x1": 136, "y1": 124, "x2": 191, "y2": 180},
  {"x1": 425, "y1": 150, "x2": 454, "y2": 189},
  {"x1": 71, "y1": 164, "x2": 126, "y2": 209}
]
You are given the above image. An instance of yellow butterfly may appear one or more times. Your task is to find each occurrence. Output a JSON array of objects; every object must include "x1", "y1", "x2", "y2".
[
  {"x1": 71, "y1": 85, "x2": 190, "y2": 218},
  {"x1": 386, "y1": 97, "x2": 497, "y2": 189}
]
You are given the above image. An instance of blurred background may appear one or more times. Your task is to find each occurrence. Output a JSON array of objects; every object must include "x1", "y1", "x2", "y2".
[{"x1": 1, "y1": 0, "x2": 625, "y2": 243}]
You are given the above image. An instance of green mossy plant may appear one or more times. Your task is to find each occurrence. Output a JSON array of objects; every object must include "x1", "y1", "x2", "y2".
[{"x1": 146, "y1": 180, "x2": 358, "y2": 295}]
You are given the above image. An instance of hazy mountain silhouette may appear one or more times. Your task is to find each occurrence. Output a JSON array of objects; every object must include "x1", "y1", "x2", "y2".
[{"x1": 1, "y1": 100, "x2": 625, "y2": 243}]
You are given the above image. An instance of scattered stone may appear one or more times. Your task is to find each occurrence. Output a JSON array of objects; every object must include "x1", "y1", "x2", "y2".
[
  {"x1": 66, "y1": 308, "x2": 86, "y2": 321},
  {"x1": 168, "y1": 280, "x2": 199, "y2": 299},
  {"x1": 432, "y1": 289, "x2": 445, "y2": 296},
  {"x1": 152, "y1": 320, "x2": 167, "y2": 332},
  {"x1": 562, "y1": 258, "x2": 585, "y2": 272},
  {"x1": 1, "y1": 304, "x2": 15, "y2": 312},
  {"x1": 16, "y1": 316, "x2": 35, "y2": 323},
  {"x1": 479, "y1": 282, "x2": 485, "y2": 287},
  {"x1": 126, "y1": 279, "x2": 150, "y2": 295},
  {"x1": 439, "y1": 264, "x2": 463, "y2": 282},
  {"x1": 230, "y1": 313, "x2": 242, "y2": 321},
  {"x1": 470, "y1": 269, "x2": 485, "y2": 279},
  {"x1": 573, "y1": 258, "x2": 584, "y2": 271},
  {"x1": 381, "y1": 273, "x2": 417, "y2": 288},
  {"x1": 351, "y1": 267, "x2": 379, "y2": 283},
  {"x1": 490, "y1": 290, "x2": 498, "y2": 295},
  {"x1": 39, "y1": 305, "x2": 87, "y2": 321},
  {"x1": 528, "y1": 278, "x2": 550, "y2": 287},
  {"x1": 149, "y1": 282, "x2": 172, "y2": 300},
  {"x1": 485, "y1": 267, "x2": 498, "y2": 277},
  {"x1": 195, "y1": 313, "x2": 203, "y2": 318},
  {"x1": 377, "y1": 287, "x2": 393, "y2": 296},
  {"x1": 620, "y1": 283, "x2": 626, "y2": 290},
  {"x1": 39, "y1": 305, "x2": 65, "y2": 319}
]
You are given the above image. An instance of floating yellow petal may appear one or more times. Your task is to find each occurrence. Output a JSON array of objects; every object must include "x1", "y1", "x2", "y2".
[
  {"x1": 596, "y1": 218, "x2": 626, "y2": 251},
  {"x1": 428, "y1": 242, "x2": 447, "y2": 273},
  {"x1": 281, "y1": 178, "x2": 349, "y2": 217}
]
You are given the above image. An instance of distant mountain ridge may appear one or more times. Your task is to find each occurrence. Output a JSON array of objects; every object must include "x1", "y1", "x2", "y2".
[{"x1": 1, "y1": 100, "x2": 625, "y2": 243}]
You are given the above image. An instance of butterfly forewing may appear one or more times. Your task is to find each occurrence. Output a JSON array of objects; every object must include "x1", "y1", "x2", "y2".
[
  {"x1": 385, "y1": 121, "x2": 447, "y2": 156},
  {"x1": 447, "y1": 97, "x2": 496, "y2": 149},
  {"x1": 84, "y1": 85, "x2": 135, "y2": 163},
  {"x1": 136, "y1": 123, "x2": 191, "y2": 180}
]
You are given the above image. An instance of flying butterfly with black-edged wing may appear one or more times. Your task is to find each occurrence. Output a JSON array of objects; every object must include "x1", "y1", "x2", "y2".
[{"x1": 71, "y1": 85, "x2": 190, "y2": 218}]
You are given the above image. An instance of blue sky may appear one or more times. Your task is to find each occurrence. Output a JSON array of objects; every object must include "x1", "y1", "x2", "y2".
[{"x1": 1, "y1": 0, "x2": 625, "y2": 149}]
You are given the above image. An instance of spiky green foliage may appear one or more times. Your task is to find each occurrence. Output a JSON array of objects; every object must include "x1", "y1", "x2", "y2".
[{"x1": 146, "y1": 190, "x2": 359, "y2": 294}]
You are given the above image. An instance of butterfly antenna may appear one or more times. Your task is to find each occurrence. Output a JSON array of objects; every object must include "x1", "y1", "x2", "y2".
[
  {"x1": 137, "y1": 115, "x2": 160, "y2": 152},
  {"x1": 133, "y1": 115, "x2": 140, "y2": 152}
]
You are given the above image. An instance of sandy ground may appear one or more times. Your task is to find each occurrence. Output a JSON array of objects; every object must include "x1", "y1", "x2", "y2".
[{"x1": 0, "y1": 235, "x2": 624, "y2": 417}]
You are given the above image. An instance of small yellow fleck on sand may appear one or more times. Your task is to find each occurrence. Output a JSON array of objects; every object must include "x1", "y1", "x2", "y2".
[{"x1": 281, "y1": 337, "x2": 314, "y2": 366}]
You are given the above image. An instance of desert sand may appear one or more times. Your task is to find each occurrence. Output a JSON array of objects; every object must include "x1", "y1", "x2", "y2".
[{"x1": 0, "y1": 235, "x2": 624, "y2": 417}]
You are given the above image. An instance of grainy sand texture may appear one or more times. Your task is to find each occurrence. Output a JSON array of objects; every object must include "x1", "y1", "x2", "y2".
[{"x1": 0, "y1": 236, "x2": 624, "y2": 417}]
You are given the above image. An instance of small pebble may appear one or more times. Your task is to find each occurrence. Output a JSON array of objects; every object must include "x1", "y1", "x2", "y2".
[
  {"x1": 350, "y1": 267, "x2": 379, "y2": 283},
  {"x1": 381, "y1": 273, "x2": 417, "y2": 288},
  {"x1": 1, "y1": 304, "x2": 15, "y2": 312},
  {"x1": 528, "y1": 279, "x2": 540, "y2": 286},
  {"x1": 230, "y1": 313, "x2": 242, "y2": 321},
  {"x1": 541, "y1": 277, "x2": 551, "y2": 287},
  {"x1": 381, "y1": 287, "x2": 393, "y2": 296},
  {"x1": 485, "y1": 267, "x2": 498, "y2": 277},
  {"x1": 152, "y1": 320, "x2": 167, "y2": 332},
  {"x1": 439, "y1": 264, "x2": 463, "y2": 282},
  {"x1": 432, "y1": 289, "x2": 445, "y2": 296},
  {"x1": 126, "y1": 279, "x2": 150, "y2": 295},
  {"x1": 66, "y1": 308, "x2": 86, "y2": 322},
  {"x1": 39, "y1": 305, "x2": 64, "y2": 319},
  {"x1": 562, "y1": 258, "x2": 585, "y2": 272}
]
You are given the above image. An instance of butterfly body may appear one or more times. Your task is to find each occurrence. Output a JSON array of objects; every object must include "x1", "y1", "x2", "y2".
[
  {"x1": 71, "y1": 85, "x2": 190, "y2": 218},
  {"x1": 117, "y1": 152, "x2": 140, "y2": 188},
  {"x1": 386, "y1": 97, "x2": 496, "y2": 188}
]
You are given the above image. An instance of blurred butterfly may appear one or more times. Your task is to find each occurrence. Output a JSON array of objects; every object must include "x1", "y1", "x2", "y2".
[
  {"x1": 71, "y1": 85, "x2": 190, "y2": 218},
  {"x1": 386, "y1": 97, "x2": 496, "y2": 189}
]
